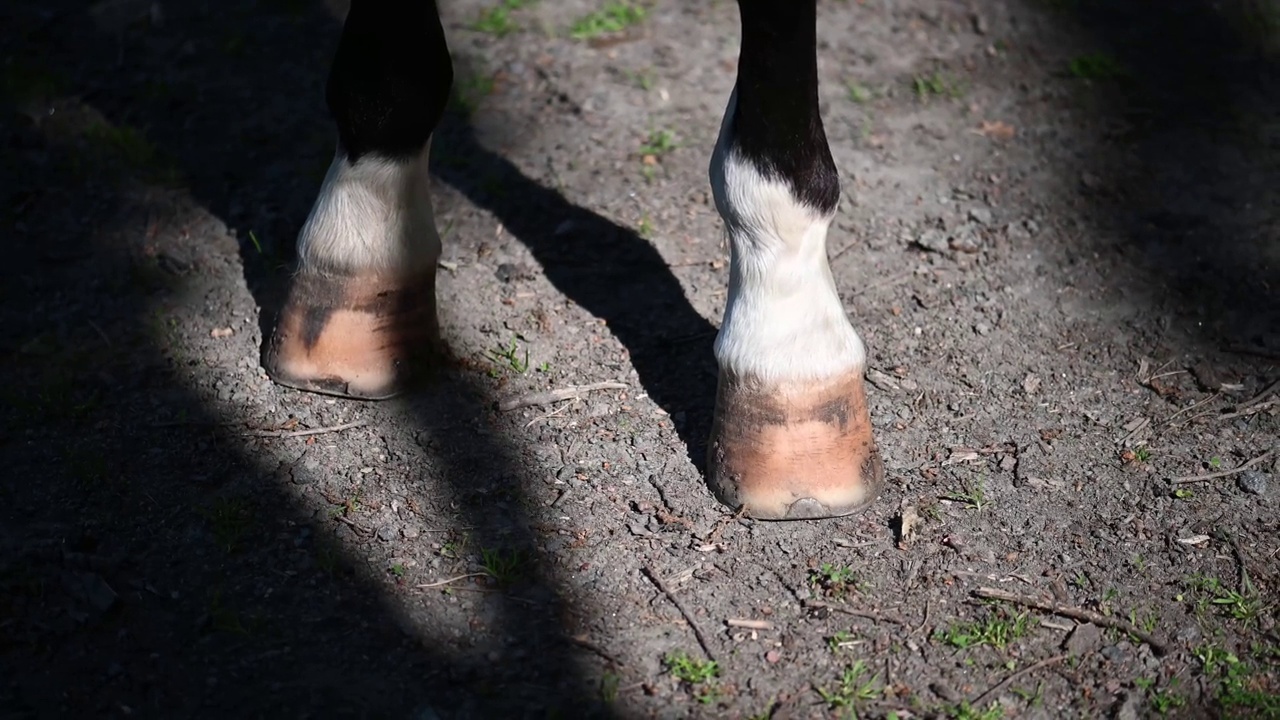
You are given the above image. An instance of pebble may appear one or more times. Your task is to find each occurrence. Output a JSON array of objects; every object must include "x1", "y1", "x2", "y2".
[
  {"x1": 915, "y1": 228, "x2": 950, "y2": 253},
  {"x1": 1100, "y1": 644, "x2": 1127, "y2": 663},
  {"x1": 968, "y1": 206, "x2": 993, "y2": 226},
  {"x1": 1238, "y1": 470, "x2": 1269, "y2": 496},
  {"x1": 377, "y1": 525, "x2": 396, "y2": 542}
]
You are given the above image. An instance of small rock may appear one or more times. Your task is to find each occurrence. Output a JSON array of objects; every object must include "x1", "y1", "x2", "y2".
[
  {"x1": 1064, "y1": 623, "x2": 1103, "y2": 656},
  {"x1": 764, "y1": 649, "x2": 781, "y2": 664},
  {"x1": 1100, "y1": 644, "x2": 1127, "y2": 663},
  {"x1": 1238, "y1": 470, "x2": 1269, "y2": 496},
  {"x1": 1190, "y1": 361, "x2": 1221, "y2": 391},
  {"x1": 865, "y1": 368, "x2": 900, "y2": 391},
  {"x1": 948, "y1": 224, "x2": 981, "y2": 253},
  {"x1": 1023, "y1": 373, "x2": 1042, "y2": 395},
  {"x1": 915, "y1": 228, "x2": 950, "y2": 253},
  {"x1": 973, "y1": 322, "x2": 991, "y2": 336},
  {"x1": 627, "y1": 522, "x2": 653, "y2": 538},
  {"x1": 377, "y1": 525, "x2": 396, "y2": 542},
  {"x1": 930, "y1": 682, "x2": 960, "y2": 702},
  {"x1": 968, "y1": 206, "x2": 993, "y2": 226},
  {"x1": 402, "y1": 527, "x2": 420, "y2": 539},
  {"x1": 1113, "y1": 691, "x2": 1141, "y2": 720}
]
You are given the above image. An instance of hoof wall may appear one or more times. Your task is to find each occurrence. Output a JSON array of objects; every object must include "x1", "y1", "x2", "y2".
[
  {"x1": 707, "y1": 371, "x2": 884, "y2": 520},
  {"x1": 263, "y1": 269, "x2": 440, "y2": 400}
]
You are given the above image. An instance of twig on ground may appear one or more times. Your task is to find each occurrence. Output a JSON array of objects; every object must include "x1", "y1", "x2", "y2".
[
  {"x1": 1210, "y1": 378, "x2": 1280, "y2": 423},
  {"x1": 973, "y1": 587, "x2": 1169, "y2": 656},
  {"x1": 1166, "y1": 392, "x2": 1221, "y2": 422},
  {"x1": 1214, "y1": 401, "x2": 1277, "y2": 423},
  {"x1": 972, "y1": 655, "x2": 1068, "y2": 706},
  {"x1": 526, "y1": 401, "x2": 573, "y2": 427},
  {"x1": 643, "y1": 566, "x2": 719, "y2": 663},
  {"x1": 1118, "y1": 417, "x2": 1150, "y2": 448},
  {"x1": 569, "y1": 634, "x2": 626, "y2": 666},
  {"x1": 416, "y1": 573, "x2": 486, "y2": 589},
  {"x1": 242, "y1": 419, "x2": 368, "y2": 438},
  {"x1": 332, "y1": 514, "x2": 373, "y2": 536},
  {"x1": 497, "y1": 382, "x2": 627, "y2": 412},
  {"x1": 804, "y1": 599, "x2": 909, "y2": 625},
  {"x1": 1169, "y1": 448, "x2": 1277, "y2": 485},
  {"x1": 1240, "y1": 378, "x2": 1280, "y2": 406},
  {"x1": 726, "y1": 618, "x2": 773, "y2": 630},
  {"x1": 914, "y1": 599, "x2": 932, "y2": 637}
]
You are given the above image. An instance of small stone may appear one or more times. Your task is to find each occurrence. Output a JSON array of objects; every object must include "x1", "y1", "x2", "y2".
[
  {"x1": 1176, "y1": 623, "x2": 1202, "y2": 644},
  {"x1": 1063, "y1": 622, "x2": 1103, "y2": 656},
  {"x1": 627, "y1": 522, "x2": 653, "y2": 537},
  {"x1": 1100, "y1": 644, "x2": 1127, "y2": 663},
  {"x1": 930, "y1": 682, "x2": 960, "y2": 702},
  {"x1": 968, "y1": 206, "x2": 993, "y2": 226},
  {"x1": 377, "y1": 525, "x2": 396, "y2": 542},
  {"x1": 915, "y1": 228, "x2": 950, "y2": 253},
  {"x1": 765, "y1": 650, "x2": 781, "y2": 664},
  {"x1": 948, "y1": 224, "x2": 981, "y2": 253},
  {"x1": 1238, "y1": 470, "x2": 1269, "y2": 496},
  {"x1": 974, "y1": 322, "x2": 992, "y2": 336},
  {"x1": 1114, "y1": 691, "x2": 1141, "y2": 720},
  {"x1": 402, "y1": 527, "x2": 420, "y2": 539}
]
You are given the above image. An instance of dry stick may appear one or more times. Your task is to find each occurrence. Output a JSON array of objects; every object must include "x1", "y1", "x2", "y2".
[
  {"x1": 1165, "y1": 392, "x2": 1221, "y2": 425},
  {"x1": 1214, "y1": 400, "x2": 1277, "y2": 423},
  {"x1": 972, "y1": 654, "x2": 1069, "y2": 707},
  {"x1": 497, "y1": 382, "x2": 627, "y2": 412},
  {"x1": 642, "y1": 566, "x2": 719, "y2": 663},
  {"x1": 973, "y1": 587, "x2": 1170, "y2": 656},
  {"x1": 1169, "y1": 448, "x2": 1277, "y2": 485},
  {"x1": 1236, "y1": 378, "x2": 1280, "y2": 411},
  {"x1": 416, "y1": 573, "x2": 487, "y2": 589},
  {"x1": 726, "y1": 618, "x2": 773, "y2": 630},
  {"x1": 242, "y1": 419, "x2": 368, "y2": 438},
  {"x1": 805, "y1": 599, "x2": 909, "y2": 625}
]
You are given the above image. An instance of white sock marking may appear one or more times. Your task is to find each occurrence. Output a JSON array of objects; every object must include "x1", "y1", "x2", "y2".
[
  {"x1": 296, "y1": 142, "x2": 441, "y2": 275},
  {"x1": 708, "y1": 91, "x2": 866, "y2": 384}
]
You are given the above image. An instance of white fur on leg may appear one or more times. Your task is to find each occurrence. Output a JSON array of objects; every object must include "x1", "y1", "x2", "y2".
[
  {"x1": 708, "y1": 93, "x2": 866, "y2": 384},
  {"x1": 296, "y1": 141, "x2": 441, "y2": 275}
]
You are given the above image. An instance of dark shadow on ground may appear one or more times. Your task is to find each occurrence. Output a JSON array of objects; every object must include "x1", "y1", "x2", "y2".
[
  {"x1": 429, "y1": 105, "x2": 721, "y2": 468},
  {"x1": 0, "y1": 0, "x2": 639, "y2": 716},
  {"x1": 1042, "y1": 0, "x2": 1280, "y2": 357}
]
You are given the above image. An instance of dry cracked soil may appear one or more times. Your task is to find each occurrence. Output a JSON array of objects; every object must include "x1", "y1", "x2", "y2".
[{"x1": 3, "y1": 0, "x2": 1280, "y2": 718}]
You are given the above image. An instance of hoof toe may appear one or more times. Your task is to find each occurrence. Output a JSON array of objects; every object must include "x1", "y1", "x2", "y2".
[
  {"x1": 707, "y1": 370, "x2": 884, "y2": 520},
  {"x1": 263, "y1": 268, "x2": 440, "y2": 400}
]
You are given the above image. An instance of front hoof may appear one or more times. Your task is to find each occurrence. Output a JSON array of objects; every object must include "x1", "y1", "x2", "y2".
[
  {"x1": 263, "y1": 268, "x2": 441, "y2": 400},
  {"x1": 706, "y1": 371, "x2": 884, "y2": 520}
]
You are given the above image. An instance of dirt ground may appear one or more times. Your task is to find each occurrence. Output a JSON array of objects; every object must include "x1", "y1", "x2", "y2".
[{"x1": 3, "y1": 0, "x2": 1279, "y2": 717}]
